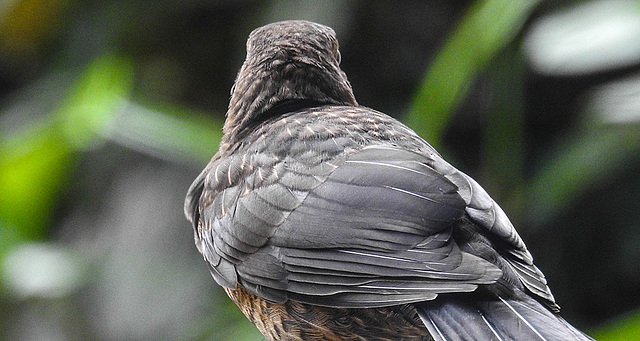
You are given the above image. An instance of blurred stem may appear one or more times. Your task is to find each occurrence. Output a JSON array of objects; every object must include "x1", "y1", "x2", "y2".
[
  {"x1": 406, "y1": 0, "x2": 539, "y2": 150},
  {"x1": 103, "y1": 101, "x2": 223, "y2": 167},
  {"x1": 483, "y1": 44, "x2": 525, "y2": 221}
]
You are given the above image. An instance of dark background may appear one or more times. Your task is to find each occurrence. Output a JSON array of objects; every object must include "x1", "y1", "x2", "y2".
[{"x1": 1, "y1": 1, "x2": 640, "y2": 340}]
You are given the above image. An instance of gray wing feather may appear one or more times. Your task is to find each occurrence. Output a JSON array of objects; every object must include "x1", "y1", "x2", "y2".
[
  {"x1": 417, "y1": 292, "x2": 594, "y2": 341},
  {"x1": 429, "y1": 154, "x2": 557, "y2": 308},
  {"x1": 230, "y1": 145, "x2": 502, "y2": 306}
]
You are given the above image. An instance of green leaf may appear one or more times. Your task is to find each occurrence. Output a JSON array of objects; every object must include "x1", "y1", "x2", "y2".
[
  {"x1": 0, "y1": 54, "x2": 134, "y2": 244},
  {"x1": 59, "y1": 54, "x2": 134, "y2": 149},
  {"x1": 0, "y1": 124, "x2": 73, "y2": 240},
  {"x1": 406, "y1": 0, "x2": 540, "y2": 149},
  {"x1": 590, "y1": 309, "x2": 640, "y2": 341}
]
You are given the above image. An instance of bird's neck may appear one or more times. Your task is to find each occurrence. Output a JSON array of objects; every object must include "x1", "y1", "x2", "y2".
[{"x1": 221, "y1": 61, "x2": 357, "y2": 148}]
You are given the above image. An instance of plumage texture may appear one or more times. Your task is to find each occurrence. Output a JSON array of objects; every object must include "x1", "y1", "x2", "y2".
[{"x1": 185, "y1": 20, "x2": 593, "y2": 340}]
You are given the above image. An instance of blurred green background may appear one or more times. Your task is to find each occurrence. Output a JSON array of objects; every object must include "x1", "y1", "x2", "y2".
[{"x1": 1, "y1": 0, "x2": 640, "y2": 340}]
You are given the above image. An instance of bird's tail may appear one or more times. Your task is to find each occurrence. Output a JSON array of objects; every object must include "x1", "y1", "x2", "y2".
[{"x1": 415, "y1": 293, "x2": 594, "y2": 341}]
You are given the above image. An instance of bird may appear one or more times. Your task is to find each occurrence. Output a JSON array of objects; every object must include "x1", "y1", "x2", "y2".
[{"x1": 184, "y1": 20, "x2": 594, "y2": 341}]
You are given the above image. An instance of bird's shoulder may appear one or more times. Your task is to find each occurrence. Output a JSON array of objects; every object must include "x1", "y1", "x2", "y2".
[{"x1": 200, "y1": 105, "x2": 438, "y2": 199}]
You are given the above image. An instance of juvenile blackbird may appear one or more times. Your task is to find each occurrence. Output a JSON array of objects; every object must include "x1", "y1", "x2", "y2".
[{"x1": 185, "y1": 20, "x2": 594, "y2": 340}]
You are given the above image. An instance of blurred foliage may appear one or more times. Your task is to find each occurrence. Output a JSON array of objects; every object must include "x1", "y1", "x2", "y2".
[
  {"x1": 1, "y1": 0, "x2": 640, "y2": 340},
  {"x1": 0, "y1": 54, "x2": 133, "y2": 246},
  {"x1": 407, "y1": 0, "x2": 539, "y2": 150},
  {"x1": 592, "y1": 309, "x2": 640, "y2": 341}
]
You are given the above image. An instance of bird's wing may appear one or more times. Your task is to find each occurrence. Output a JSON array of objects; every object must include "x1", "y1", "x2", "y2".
[
  {"x1": 193, "y1": 141, "x2": 512, "y2": 307},
  {"x1": 427, "y1": 156, "x2": 558, "y2": 309}
]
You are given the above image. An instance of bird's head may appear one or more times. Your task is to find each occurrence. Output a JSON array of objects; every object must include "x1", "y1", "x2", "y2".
[
  {"x1": 223, "y1": 20, "x2": 357, "y2": 145},
  {"x1": 246, "y1": 20, "x2": 342, "y2": 73}
]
